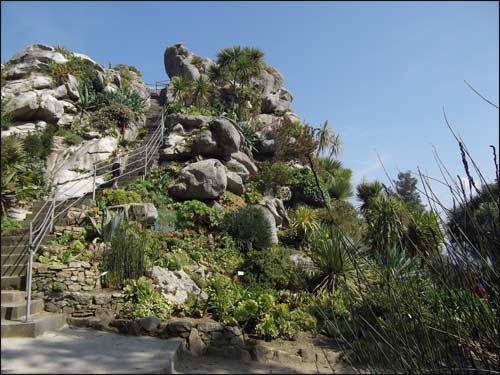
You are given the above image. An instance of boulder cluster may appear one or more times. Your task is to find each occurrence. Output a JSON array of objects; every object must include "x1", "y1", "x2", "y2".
[
  {"x1": 161, "y1": 43, "x2": 299, "y2": 238},
  {"x1": 1, "y1": 44, "x2": 150, "y2": 198}
]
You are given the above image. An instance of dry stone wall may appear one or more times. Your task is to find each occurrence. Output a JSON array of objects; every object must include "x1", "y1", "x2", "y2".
[{"x1": 32, "y1": 261, "x2": 124, "y2": 317}]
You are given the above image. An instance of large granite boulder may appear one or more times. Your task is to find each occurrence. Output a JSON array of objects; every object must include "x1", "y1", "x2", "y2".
[
  {"x1": 252, "y1": 66, "x2": 293, "y2": 115},
  {"x1": 46, "y1": 136, "x2": 119, "y2": 199},
  {"x1": 164, "y1": 43, "x2": 201, "y2": 81},
  {"x1": 3, "y1": 44, "x2": 69, "y2": 79},
  {"x1": 168, "y1": 159, "x2": 227, "y2": 200},
  {"x1": 151, "y1": 266, "x2": 208, "y2": 304},
  {"x1": 107, "y1": 203, "x2": 158, "y2": 226},
  {"x1": 255, "y1": 205, "x2": 279, "y2": 244}
]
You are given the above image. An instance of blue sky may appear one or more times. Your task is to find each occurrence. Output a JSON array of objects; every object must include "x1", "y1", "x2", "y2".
[{"x1": 2, "y1": 1, "x2": 498, "y2": 208}]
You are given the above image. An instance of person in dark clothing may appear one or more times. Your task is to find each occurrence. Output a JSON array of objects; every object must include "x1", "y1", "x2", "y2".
[{"x1": 111, "y1": 148, "x2": 123, "y2": 188}]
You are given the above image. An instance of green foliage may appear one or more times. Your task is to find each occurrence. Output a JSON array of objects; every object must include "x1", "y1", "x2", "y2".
[
  {"x1": 54, "y1": 128, "x2": 83, "y2": 146},
  {"x1": 448, "y1": 183, "x2": 499, "y2": 267},
  {"x1": 274, "y1": 119, "x2": 318, "y2": 164},
  {"x1": 221, "y1": 205, "x2": 273, "y2": 251},
  {"x1": 289, "y1": 167, "x2": 330, "y2": 207},
  {"x1": 174, "y1": 200, "x2": 223, "y2": 230},
  {"x1": 216, "y1": 191, "x2": 246, "y2": 212},
  {"x1": 309, "y1": 226, "x2": 371, "y2": 297},
  {"x1": 86, "y1": 208, "x2": 124, "y2": 243},
  {"x1": 317, "y1": 200, "x2": 365, "y2": 242},
  {"x1": 1, "y1": 134, "x2": 50, "y2": 211},
  {"x1": 99, "y1": 188, "x2": 143, "y2": 207},
  {"x1": 39, "y1": 55, "x2": 98, "y2": 87},
  {"x1": 119, "y1": 276, "x2": 172, "y2": 320},
  {"x1": 242, "y1": 181, "x2": 263, "y2": 205},
  {"x1": 102, "y1": 223, "x2": 147, "y2": 288},
  {"x1": 252, "y1": 161, "x2": 293, "y2": 194},
  {"x1": 1, "y1": 215, "x2": 21, "y2": 232},
  {"x1": 289, "y1": 206, "x2": 320, "y2": 240},
  {"x1": 208, "y1": 46, "x2": 264, "y2": 120},
  {"x1": 393, "y1": 170, "x2": 425, "y2": 213},
  {"x1": 243, "y1": 247, "x2": 308, "y2": 290},
  {"x1": 237, "y1": 121, "x2": 260, "y2": 157},
  {"x1": 126, "y1": 168, "x2": 174, "y2": 208},
  {"x1": 316, "y1": 157, "x2": 353, "y2": 200},
  {"x1": 54, "y1": 45, "x2": 72, "y2": 58},
  {"x1": 1, "y1": 98, "x2": 12, "y2": 130},
  {"x1": 356, "y1": 181, "x2": 383, "y2": 212}
]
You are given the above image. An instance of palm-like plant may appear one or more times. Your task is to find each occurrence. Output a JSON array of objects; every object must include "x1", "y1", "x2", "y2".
[
  {"x1": 316, "y1": 121, "x2": 342, "y2": 158},
  {"x1": 290, "y1": 206, "x2": 320, "y2": 239},
  {"x1": 356, "y1": 181, "x2": 383, "y2": 212},
  {"x1": 316, "y1": 158, "x2": 353, "y2": 200},
  {"x1": 192, "y1": 75, "x2": 210, "y2": 108},
  {"x1": 209, "y1": 46, "x2": 264, "y2": 120},
  {"x1": 170, "y1": 76, "x2": 192, "y2": 107}
]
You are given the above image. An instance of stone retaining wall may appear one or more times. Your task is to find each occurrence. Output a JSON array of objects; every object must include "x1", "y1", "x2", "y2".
[
  {"x1": 32, "y1": 261, "x2": 101, "y2": 293},
  {"x1": 32, "y1": 261, "x2": 124, "y2": 317}
]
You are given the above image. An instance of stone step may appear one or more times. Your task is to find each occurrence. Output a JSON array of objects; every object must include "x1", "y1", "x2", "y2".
[
  {"x1": 1, "y1": 311, "x2": 66, "y2": 338},
  {"x1": 1, "y1": 276, "x2": 23, "y2": 290},
  {"x1": 1, "y1": 234, "x2": 56, "y2": 249},
  {"x1": 2, "y1": 263, "x2": 27, "y2": 277},
  {"x1": 1, "y1": 299, "x2": 43, "y2": 320},
  {"x1": 1, "y1": 290, "x2": 26, "y2": 304},
  {"x1": 1, "y1": 253, "x2": 28, "y2": 266}
]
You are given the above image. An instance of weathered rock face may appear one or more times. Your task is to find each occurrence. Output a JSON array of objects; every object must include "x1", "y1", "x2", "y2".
[
  {"x1": 151, "y1": 266, "x2": 208, "y2": 304},
  {"x1": 168, "y1": 159, "x2": 227, "y2": 200},
  {"x1": 164, "y1": 43, "x2": 201, "y2": 81},
  {"x1": 107, "y1": 203, "x2": 158, "y2": 226},
  {"x1": 46, "y1": 136, "x2": 119, "y2": 199},
  {"x1": 252, "y1": 66, "x2": 293, "y2": 115},
  {"x1": 255, "y1": 205, "x2": 279, "y2": 244},
  {"x1": 3, "y1": 44, "x2": 69, "y2": 80}
]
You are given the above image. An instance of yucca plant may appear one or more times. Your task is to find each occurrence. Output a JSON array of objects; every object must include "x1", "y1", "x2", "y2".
[
  {"x1": 309, "y1": 225, "x2": 371, "y2": 297},
  {"x1": 290, "y1": 206, "x2": 320, "y2": 240}
]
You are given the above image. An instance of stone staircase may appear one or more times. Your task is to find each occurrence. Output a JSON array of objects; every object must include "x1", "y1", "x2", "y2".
[
  {"x1": 1, "y1": 290, "x2": 66, "y2": 338},
  {"x1": 118, "y1": 97, "x2": 163, "y2": 187},
  {"x1": 1, "y1": 97, "x2": 165, "y2": 337}
]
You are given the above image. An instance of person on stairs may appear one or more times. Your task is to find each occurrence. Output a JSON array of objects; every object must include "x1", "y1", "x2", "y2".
[{"x1": 111, "y1": 148, "x2": 124, "y2": 188}]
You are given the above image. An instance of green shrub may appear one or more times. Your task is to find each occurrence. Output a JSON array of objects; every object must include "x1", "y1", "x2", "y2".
[
  {"x1": 89, "y1": 103, "x2": 135, "y2": 131},
  {"x1": 242, "y1": 181, "x2": 263, "y2": 205},
  {"x1": 174, "y1": 200, "x2": 223, "y2": 230},
  {"x1": 119, "y1": 276, "x2": 172, "y2": 320},
  {"x1": 54, "y1": 128, "x2": 83, "y2": 146},
  {"x1": 221, "y1": 205, "x2": 273, "y2": 251},
  {"x1": 244, "y1": 247, "x2": 308, "y2": 291},
  {"x1": 99, "y1": 188, "x2": 143, "y2": 207},
  {"x1": 102, "y1": 223, "x2": 146, "y2": 288},
  {"x1": 217, "y1": 191, "x2": 246, "y2": 212},
  {"x1": 289, "y1": 167, "x2": 330, "y2": 207},
  {"x1": 253, "y1": 161, "x2": 293, "y2": 194}
]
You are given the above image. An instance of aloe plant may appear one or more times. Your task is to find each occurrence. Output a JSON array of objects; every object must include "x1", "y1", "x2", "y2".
[{"x1": 86, "y1": 208, "x2": 124, "y2": 242}]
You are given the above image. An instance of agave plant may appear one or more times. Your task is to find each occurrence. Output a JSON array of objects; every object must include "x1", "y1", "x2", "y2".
[
  {"x1": 86, "y1": 208, "x2": 124, "y2": 242},
  {"x1": 309, "y1": 225, "x2": 371, "y2": 297}
]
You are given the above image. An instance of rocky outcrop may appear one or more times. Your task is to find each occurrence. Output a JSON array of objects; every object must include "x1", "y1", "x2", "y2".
[
  {"x1": 151, "y1": 266, "x2": 208, "y2": 304},
  {"x1": 107, "y1": 203, "x2": 158, "y2": 226},
  {"x1": 46, "y1": 136, "x2": 119, "y2": 199},
  {"x1": 164, "y1": 43, "x2": 201, "y2": 81},
  {"x1": 168, "y1": 159, "x2": 227, "y2": 200},
  {"x1": 256, "y1": 205, "x2": 279, "y2": 244}
]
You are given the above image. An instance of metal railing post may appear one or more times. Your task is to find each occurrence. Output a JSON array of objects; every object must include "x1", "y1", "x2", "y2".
[
  {"x1": 92, "y1": 165, "x2": 96, "y2": 203},
  {"x1": 25, "y1": 221, "x2": 34, "y2": 322},
  {"x1": 50, "y1": 199, "x2": 55, "y2": 232},
  {"x1": 161, "y1": 110, "x2": 165, "y2": 146},
  {"x1": 144, "y1": 143, "x2": 148, "y2": 179}
]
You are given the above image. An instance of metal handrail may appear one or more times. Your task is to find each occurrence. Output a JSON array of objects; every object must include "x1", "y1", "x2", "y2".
[{"x1": 23, "y1": 86, "x2": 169, "y2": 321}]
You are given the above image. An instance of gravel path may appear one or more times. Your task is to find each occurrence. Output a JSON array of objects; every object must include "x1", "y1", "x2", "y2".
[{"x1": 1, "y1": 327, "x2": 182, "y2": 374}]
